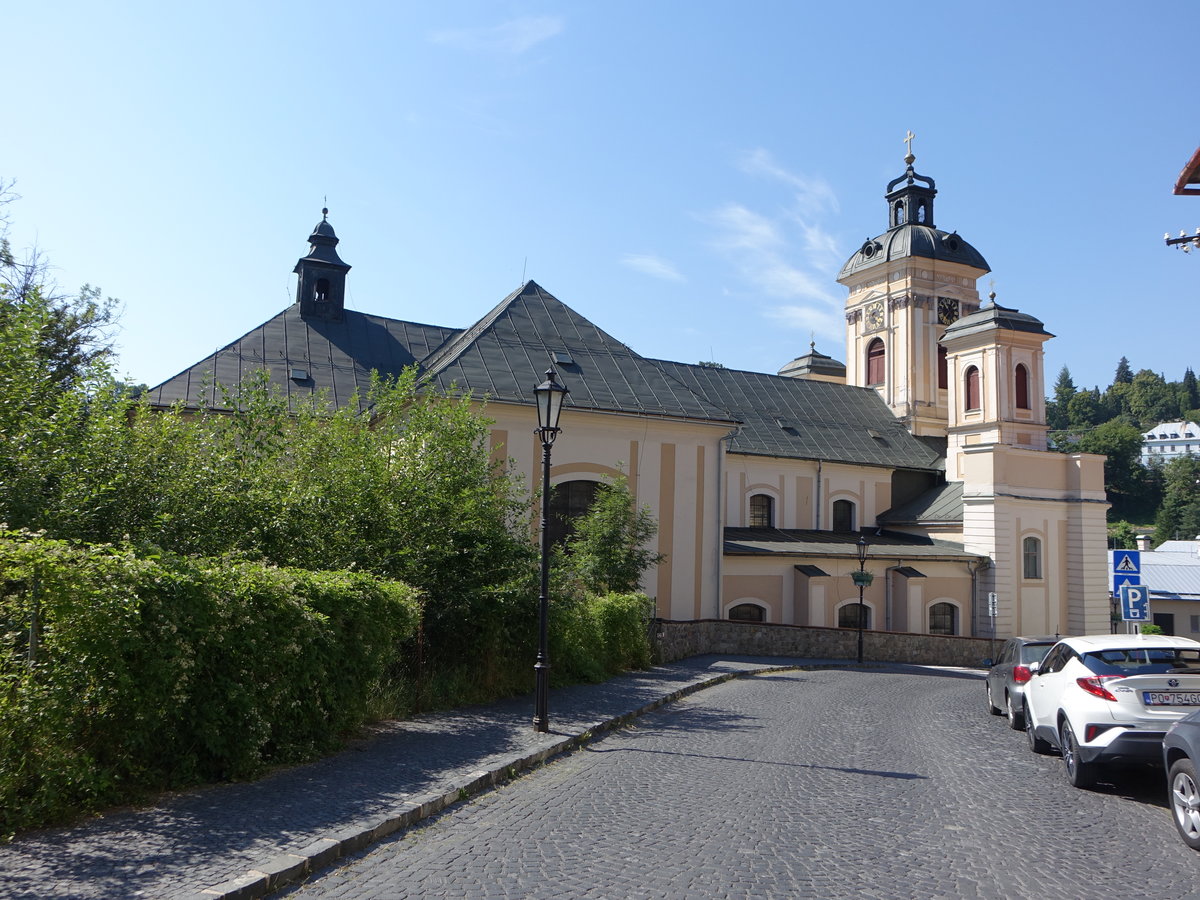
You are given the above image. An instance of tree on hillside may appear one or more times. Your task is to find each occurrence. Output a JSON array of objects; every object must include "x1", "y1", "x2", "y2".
[
  {"x1": 1128, "y1": 369, "x2": 1179, "y2": 428},
  {"x1": 1075, "y1": 420, "x2": 1160, "y2": 522},
  {"x1": 1067, "y1": 388, "x2": 1105, "y2": 429},
  {"x1": 1047, "y1": 366, "x2": 1076, "y2": 430},
  {"x1": 1155, "y1": 456, "x2": 1200, "y2": 544},
  {"x1": 1114, "y1": 357, "x2": 1133, "y2": 384},
  {"x1": 1181, "y1": 368, "x2": 1200, "y2": 417}
]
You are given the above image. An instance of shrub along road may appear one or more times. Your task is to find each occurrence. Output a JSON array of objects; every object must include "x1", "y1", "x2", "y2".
[{"x1": 279, "y1": 667, "x2": 1195, "y2": 900}]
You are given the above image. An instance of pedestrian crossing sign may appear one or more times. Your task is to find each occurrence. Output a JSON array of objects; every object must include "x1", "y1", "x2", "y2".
[{"x1": 1113, "y1": 551, "x2": 1141, "y2": 574}]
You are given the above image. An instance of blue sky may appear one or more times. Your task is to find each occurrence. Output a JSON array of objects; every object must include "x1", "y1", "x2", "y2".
[{"x1": 5, "y1": 2, "x2": 1195, "y2": 393}]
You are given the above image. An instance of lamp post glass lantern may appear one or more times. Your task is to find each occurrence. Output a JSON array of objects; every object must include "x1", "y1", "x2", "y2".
[{"x1": 533, "y1": 368, "x2": 568, "y2": 732}]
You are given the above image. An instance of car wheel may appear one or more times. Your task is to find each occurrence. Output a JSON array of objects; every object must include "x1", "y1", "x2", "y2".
[
  {"x1": 1006, "y1": 693, "x2": 1023, "y2": 731},
  {"x1": 986, "y1": 683, "x2": 1001, "y2": 716},
  {"x1": 1026, "y1": 706, "x2": 1051, "y2": 755},
  {"x1": 1060, "y1": 720, "x2": 1097, "y2": 789},
  {"x1": 1168, "y1": 758, "x2": 1200, "y2": 851}
]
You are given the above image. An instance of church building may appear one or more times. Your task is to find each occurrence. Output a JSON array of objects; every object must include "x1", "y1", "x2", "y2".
[{"x1": 148, "y1": 148, "x2": 1112, "y2": 640}]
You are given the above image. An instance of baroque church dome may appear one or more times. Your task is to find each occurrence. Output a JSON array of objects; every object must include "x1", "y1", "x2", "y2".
[{"x1": 838, "y1": 154, "x2": 989, "y2": 280}]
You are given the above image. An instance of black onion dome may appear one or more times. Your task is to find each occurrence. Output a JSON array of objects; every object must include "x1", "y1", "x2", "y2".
[
  {"x1": 839, "y1": 225, "x2": 989, "y2": 279},
  {"x1": 839, "y1": 154, "x2": 990, "y2": 279}
]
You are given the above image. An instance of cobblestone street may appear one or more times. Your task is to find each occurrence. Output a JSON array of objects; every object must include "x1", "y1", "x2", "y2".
[{"x1": 280, "y1": 667, "x2": 1197, "y2": 899}]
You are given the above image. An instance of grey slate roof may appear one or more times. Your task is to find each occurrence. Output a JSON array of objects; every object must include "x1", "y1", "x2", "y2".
[
  {"x1": 878, "y1": 481, "x2": 964, "y2": 525},
  {"x1": 146, "y1": 279, "x2": 946, "y2": 473},
  {"x1": 724, "y1": 528, "x2": 982, "y2": 561},
  {"x1": 653, "y1": 361, "x2": 943, "y2": 471},
  {"x1": 942, "y1": 302, "x2": 1053, "y2": 341},
  {"x1": 419, "y1": 282, "x2": 734, "y2": 423},
  {"x1": 146, "y1": 307, "x2": 458, "y2": 411}
]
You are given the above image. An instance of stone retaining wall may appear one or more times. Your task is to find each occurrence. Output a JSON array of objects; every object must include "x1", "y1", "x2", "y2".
[{"x1": 654, "y1": 619, "x2": 996, "y2": 667}]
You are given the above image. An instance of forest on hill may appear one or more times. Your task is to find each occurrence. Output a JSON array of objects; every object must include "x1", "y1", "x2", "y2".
[{"x1": 1046, "y1": 358, "x2": 1200, "y2": 547}]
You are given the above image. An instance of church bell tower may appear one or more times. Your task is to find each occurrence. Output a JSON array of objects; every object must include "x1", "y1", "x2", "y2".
[
  {"x1": 837, "y1": 136, "x2": 991, "y2": 438},
  {"x1": 295, "y1": 208, "x2": 351, "y2": 321}
]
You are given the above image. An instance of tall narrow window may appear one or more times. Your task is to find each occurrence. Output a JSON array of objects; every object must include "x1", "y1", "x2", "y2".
[
  {"x1": 964, "y1": 365, "x2": 981, "y2": 411},
  {"x1": 749, "y1": 494, "x2": 775, "y2": 528},
  {"x1": 1015, "y1": 364, "x2": 1030, "y2": 410},
  {"x1": 866, "y1": 338, "x2": 886, "y2": 386},
  {"x1": 938, "y1": 345, "x2": 948, "y2": 390},
  {"x1": 315, "y1": 278, "x2": 331, "y2": 303},
  {"x1": 832, "y1": 499, "x2": 856, "y2": 532},
  {"x1": 1023, "y1": 536, "x2": 1042, "y2": 580},
  {"x1": 929, "y1": 602, "x2": 958, "y2": 635}
]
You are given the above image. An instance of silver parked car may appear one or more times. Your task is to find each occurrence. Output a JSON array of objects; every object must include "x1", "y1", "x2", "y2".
[
  {"x1": 986, "y1": 635, "x2": 1057, "y2": 730},
  {"x1": 1163, "y1": 709, "x2": 1200, "y2": 850}
]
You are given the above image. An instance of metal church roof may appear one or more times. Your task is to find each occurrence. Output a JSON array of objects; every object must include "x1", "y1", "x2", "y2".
[{"x1": 653, "y1": 360, "x2": 943, "y2": 471}]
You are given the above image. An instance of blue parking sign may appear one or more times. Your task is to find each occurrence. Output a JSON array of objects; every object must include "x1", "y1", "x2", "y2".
[{"x1": 1120, "y1": 584, "x2": 1149, "y2": 621}]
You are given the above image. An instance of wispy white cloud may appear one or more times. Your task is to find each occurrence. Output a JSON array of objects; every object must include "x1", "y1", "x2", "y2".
[
  {"x1": 704, "y1": 153, "x2": 845, "y2": 346},
  {"x1": 621, "y1": 253, "x2": 686, "y2": 283},
  {"x1": 739, "y1": 148, "x2": 839, "y2": 218},
  {"x1": 429, "y1": 16, "x2": 564, "y2": 55}
]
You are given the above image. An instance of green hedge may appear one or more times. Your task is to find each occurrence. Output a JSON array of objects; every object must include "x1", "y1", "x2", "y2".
[
  {"x1": 550, "y1": 591, "x2": 654, "y2": 684},
  {"x1": 0, "y1": 531, "x2": 420, "y2": 834}
]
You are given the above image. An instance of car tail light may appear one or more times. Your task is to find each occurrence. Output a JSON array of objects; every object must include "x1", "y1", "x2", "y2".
[
  {"x1": 1076, "y1": 676, "x2": 1120, "y2": 702},
  {"x1": 1013, "y1": 665, "x2": 1032, "y2": 684},
  {"x1": 1085, "y1": 724, "x2": 1119, "y2": 742}
]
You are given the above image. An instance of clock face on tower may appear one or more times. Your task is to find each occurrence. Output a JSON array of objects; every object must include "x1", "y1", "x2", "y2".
[
  {"x1": 864, "y1": 301, "x2": 885, "y2": 331},
  {"x1": 937, "y1": 297, "x2": 960, "y2": 326}
]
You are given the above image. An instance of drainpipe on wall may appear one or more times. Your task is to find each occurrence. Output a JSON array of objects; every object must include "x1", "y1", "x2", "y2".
[
  {"x1": 814, "y1": 459, "x2": 823, "y2": 530},
  {"x1": 715, "y1": 426, "x2": 740, "y2": 620}
]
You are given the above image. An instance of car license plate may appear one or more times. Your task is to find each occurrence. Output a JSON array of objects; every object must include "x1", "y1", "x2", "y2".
[{"x1": 1143, "y1": 691, "x2": 1200, "y2": 706}]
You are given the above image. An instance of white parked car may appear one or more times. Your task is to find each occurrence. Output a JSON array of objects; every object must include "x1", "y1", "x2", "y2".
[{"x1": 1024, "y1": 634, "x2": 1200, "y2": 788}]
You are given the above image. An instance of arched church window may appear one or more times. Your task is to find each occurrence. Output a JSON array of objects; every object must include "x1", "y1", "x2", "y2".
[
  {"x1": 729, "y1": 603, "x2": 765, "y2": 623},
  {"x1": 1015, "y1": 364, "x2": 1030, "y2": 410},
  {"x1": 1023, "y1": 536, "x2": 1043, "y2": 580},
  {"x1": 866, "y1": 338, "x2": 886, "y2": 386},
  {"x1": 839, "y1": 603, "x2": 870, "y2": 629},
  {"x1": 917, "y1": 203, "x2": 927, "y2": 224},
  {"x1": 832, "y1": 499, "x2": 856, "y2": 532},
  {"x1": 315, "y1": 278, "x2": 331, "y2": 303},
  {"x1": 895, "y1": 201, "x2": 905, "y2": 225},
  {"x1": 749, "y1": 493, "x2": 775, "y2": 528},
  {"x1": 964, "y1": 366, "x2": 981, "y2": 411},
  {"x1": 548, "y1": 479, "x2": 601, "y2": 547},
  {"x1": 938, "y1": 345, "x2": 948, "y2": 390},
  {"x1": 929, "y1": 602, "x2": 958, "y2": 636}
]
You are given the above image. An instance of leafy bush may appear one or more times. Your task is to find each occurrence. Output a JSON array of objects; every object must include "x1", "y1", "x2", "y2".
[
  {"x1": 553, "y1": 474, "x2": 663, "y2": 596},
  {"x1": 550, "y1": 591, "x2": 654, "y2": 684},
  {"x1": 0, "y1": 531, "x2": 419, "y2": 834}
]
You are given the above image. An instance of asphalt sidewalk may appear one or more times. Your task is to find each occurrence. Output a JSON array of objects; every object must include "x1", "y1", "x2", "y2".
[{"x1": 0, "y1": 654, "x2": 847, "y2": 900}]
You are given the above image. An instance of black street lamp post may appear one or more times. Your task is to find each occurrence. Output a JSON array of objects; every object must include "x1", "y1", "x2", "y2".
[
  {"x1": 532, "y1": 368, "x2": 568, "y2": 733},
  {"x1": 851, "y1": 536, "x2": 873, "y2": 665}
]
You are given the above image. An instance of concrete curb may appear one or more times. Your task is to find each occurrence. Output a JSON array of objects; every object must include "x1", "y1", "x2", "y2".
[{"x1": 188, "y1": 664, "x2": 807, "y2": 899}]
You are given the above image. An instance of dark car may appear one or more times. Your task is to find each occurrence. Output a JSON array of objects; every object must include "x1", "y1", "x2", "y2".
[
  {"x1": 1164, "y1": 709, "x2": 1200, "y2": 849},
  {"x1": 986, "y1": 635, "x2": 1057, "y2": 729}
]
